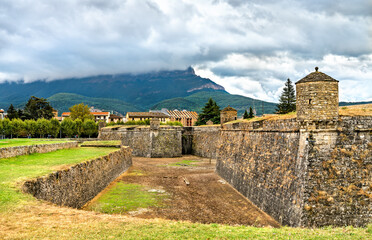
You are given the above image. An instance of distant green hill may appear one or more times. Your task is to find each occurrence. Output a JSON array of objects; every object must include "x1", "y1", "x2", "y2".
[
  {"x1": 0, "y1": 67, "x2": 225, "y2": 110},
  {"x1": 151, "y1": 91, "x2": 277, "y2": 116},
  {"x1": 47, "y1": 93, "x2": 143, "y2": 115},
  {"x1": 339, "y1": 101, "x2": 372, "y2": 106}
]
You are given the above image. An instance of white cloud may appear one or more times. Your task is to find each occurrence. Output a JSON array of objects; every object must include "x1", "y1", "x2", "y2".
[{"x1": 0, "y1": 0, "x2": 371, "y2": 101}]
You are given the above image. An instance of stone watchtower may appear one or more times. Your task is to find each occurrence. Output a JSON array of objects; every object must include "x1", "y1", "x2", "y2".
[
  {"x1": 220, "y1": 105, "x2": 237, "y2": 124},
  {"x1": 295, "y1": 67, "x2": 339, "y2": 128}
]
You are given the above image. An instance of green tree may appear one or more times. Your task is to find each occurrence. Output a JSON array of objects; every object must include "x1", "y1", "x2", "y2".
[
  {"x1": 69, "y1": 103, "x2": 93, "y2": 121},
  {"x1": 61, "y1": 118, "x2": 75, "y2": 137},
  {"x1": 2, "y1": 118, "x2": 13, "y2": 138},
  {"x1": 36, "y1": 119, "x2": 51, "y2": 138},
  {"x1": 7, "y1": 104, "x2": 18, "y2": 120},
  {"x1": 276, "y1": 78, "x2": 296, "y2": 114},
  {"x1": 24, "y1": 119, "x2": 37, "y2": 137},
  {"x1": 23, "y1": 96, "x2": 54, "y2": 120},
  {"x1": 12, "y1": 119, "x2": 25, "y2": 137},
  {"x1": 17, "y1": 109, "x2": 26, "y2": 120},
  {"x1": 248, "y1": 107, "x2": 255, "y2": 118},
  {"x1": 195, "y1": 98, "x2": 220, "y2": 125},
  {"x1": 83, "y1": 119, "x2": 97, "y2": 138},
  {"x1": 50, "y1": 119, "x2": 61, "y2": 138},
  {"x1": 243, "y1": 109, "x2": 249, "y2": 119},
  {"x1": 74, "y1": 119, "x2": 84, "y2": 137}
]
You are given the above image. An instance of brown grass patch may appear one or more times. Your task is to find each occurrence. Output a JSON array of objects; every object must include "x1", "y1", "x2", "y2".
[{"x1": 339, "y1": 104, "x2": 372, "y2": 116}]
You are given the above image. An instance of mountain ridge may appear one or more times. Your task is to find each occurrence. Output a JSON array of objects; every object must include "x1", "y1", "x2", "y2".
[{"x1": 0, "y1": 67, "x2": 225, "y2": 109}]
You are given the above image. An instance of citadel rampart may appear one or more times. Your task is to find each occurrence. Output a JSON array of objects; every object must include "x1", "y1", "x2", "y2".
[
  {"x1": 96, "y1": 69, "x2": 370, "y2": 227},
  {"x1": 0, "y1": 141, "x2": 78, "y2": 159},
  {"x1": 216, "y1": 117, "x2": 371, "y2": 227},
  {"x1": 98, "y1": 116, "x2": 371, "y2": 227},
  {"x1": 216, "y1": 119, "x2": 303, "y2": 226},
  {"x1": 23, "y1": 146, "x2": 132, "y2": 208}
]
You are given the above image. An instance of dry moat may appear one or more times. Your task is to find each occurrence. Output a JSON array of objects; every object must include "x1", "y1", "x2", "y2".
[{"x1": 84, "y1": 155, "x2": 279, "y2": 227}]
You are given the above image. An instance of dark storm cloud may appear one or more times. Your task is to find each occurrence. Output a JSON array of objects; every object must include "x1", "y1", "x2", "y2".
[{"x1": 0, "y1": 0, "x2": 371, "y2": 101}]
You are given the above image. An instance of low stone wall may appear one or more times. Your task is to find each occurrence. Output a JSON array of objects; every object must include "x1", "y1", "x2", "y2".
[
  {"x1": 98, "y1": 126, "x2": 123, "y2": 140},
  {"x1": 0, "y1": 142, "x2": 78, "y2": 159},
  {"x1": 23, "y1": 147, "x2": 132, "y2": 208}
]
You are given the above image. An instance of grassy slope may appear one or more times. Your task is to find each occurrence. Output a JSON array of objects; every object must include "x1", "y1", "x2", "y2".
[
  {"x1": 81, "y1": 140, "x2": 121, "y2": 146},
  {"x1": 0, "y1": 139, "x2": 71, "y2": 148},
  {"x1": 0, "y1": 147, "x2": 118, "y2": 211}
]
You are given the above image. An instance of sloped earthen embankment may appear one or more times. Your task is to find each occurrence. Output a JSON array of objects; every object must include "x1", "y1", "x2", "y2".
[
  {"x1": 23, "y1": 146, "x2": 132, "y2": 208},
  {"x1": 0, "y1": 141, "x2": 78, "y2": 159}
]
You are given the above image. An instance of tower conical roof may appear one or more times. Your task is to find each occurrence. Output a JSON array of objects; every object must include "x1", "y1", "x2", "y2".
[
  {"x1": 296, "y1": 67, "x2": 338, "y2": 84},
  {"x1": 221, "y1": 105, "x2": 237, "y2": 112}
]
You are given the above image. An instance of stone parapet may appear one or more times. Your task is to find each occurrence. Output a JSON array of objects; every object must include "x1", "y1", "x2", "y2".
[
  {"x1": 0, "y1": 141, "x2": 78, "y2": 159},
  {"x1": 23, "y1": 147, "x2": 132, "y2": 208}
]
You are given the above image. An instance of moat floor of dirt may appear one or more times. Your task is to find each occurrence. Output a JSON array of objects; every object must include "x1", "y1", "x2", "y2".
[{"x1": 84, "y1": 155, "x2": 280, "y2": 227}]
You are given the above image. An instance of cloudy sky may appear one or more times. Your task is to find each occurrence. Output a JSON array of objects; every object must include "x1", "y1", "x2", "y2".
[{"x1": 1, "y1": 0, "x2": 371, "y2": 102}]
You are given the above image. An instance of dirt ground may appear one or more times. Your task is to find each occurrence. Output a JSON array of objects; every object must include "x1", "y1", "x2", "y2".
[{"x1": 85, "y1": 155, "x2": 280, "y2": 227}]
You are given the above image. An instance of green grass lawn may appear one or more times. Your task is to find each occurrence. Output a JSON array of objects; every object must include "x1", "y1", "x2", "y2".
[
  {"x1": 169, "y1": 159, "x2": 198, "y2": 166},
  {"x1": 81, "y1": 140, "x2": 121, "y2": 146},
  {"x1": 0, "y1": 138, "x2": 72, "y2": 148},
  {"x1": 86, "y1": 182, "x2": 167, "y2": 214},
  {"x1": 0, "y1": 147, "x2": 118, "y2": 212}
]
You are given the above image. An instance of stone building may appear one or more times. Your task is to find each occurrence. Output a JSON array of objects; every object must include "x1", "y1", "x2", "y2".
[
  {"x1": 125, "y1": 112, "x2": 170, "y2": 123},
  {"x1": 220, "y1": 105, "x2": 237, "y2": 124},
  {"x1": 0, "y1": 109, "x2": 4, "y2": 120},
  {"x1": 167, "y1": 109, "x2": 198, "y2": 126},
  {"x1": 296, "y1": 67, "x2": 339, "y2": 127}
]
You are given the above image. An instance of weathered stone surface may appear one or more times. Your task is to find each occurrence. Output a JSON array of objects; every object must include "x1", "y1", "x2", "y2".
[
  {"x1": 301, "y1": 116, "x2": 371, "y2": 227},
  {"x1": 296, "y1": 80, "x2": 339, "y2": 122},
  {"x1": 97, "y1": 115, "x2": 371, "y2": 227},
  {"x1": 216, "y1": 128, "x2": 302, "y2": 227},
  {"x1": 121, "y1": 126, "x2": 182, "y2": 158},
  {"x1": 0, "y1": 142, "x2": 78, "y2": 159},
  {"x1": 23, "y1": 147, "x2": 132, "y2": 208},
  {"x1": 216, "y1": 116, "x2": 371, "y2": 227},
  {"x1": 190, "y1": 126, "x2": 220, "y2": 159},
  {"x1": 99, "y1": 126, "x2": 124, "y2": 140},
  {"x1": 220, "y1": 106, "x2": 237, "y2": 125}
]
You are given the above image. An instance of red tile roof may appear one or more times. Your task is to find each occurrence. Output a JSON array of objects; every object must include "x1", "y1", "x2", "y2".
[
  {"x1": 91, "y1": 112, "x2": 110, "y2": 116},
  {"x1": 61, "y1": 112, "x2": 109, "y2": 116}
]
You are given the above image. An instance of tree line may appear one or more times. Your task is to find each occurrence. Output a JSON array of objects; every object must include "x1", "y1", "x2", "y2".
[{"x1": 0, "y1": 118, "x2": 98, "y2": 139}]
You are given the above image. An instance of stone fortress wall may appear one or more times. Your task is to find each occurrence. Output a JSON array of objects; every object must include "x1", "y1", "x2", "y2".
[
  {"x1": 97, "y1": 68, "x2": 371, "y2": 227},
  {"x1": 98, "y1": 116, "x2": 371, "y2": 227},
  {"x1": 215, "y1": 116, "x2": 371, "y2": 227}
]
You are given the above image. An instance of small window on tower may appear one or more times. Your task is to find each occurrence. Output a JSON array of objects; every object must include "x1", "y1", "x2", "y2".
[{"x1": 309, "y1": 99, "x2": 312, "y2": 104}]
